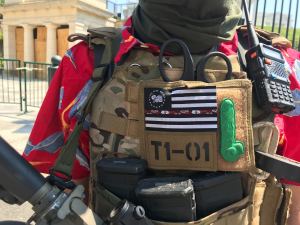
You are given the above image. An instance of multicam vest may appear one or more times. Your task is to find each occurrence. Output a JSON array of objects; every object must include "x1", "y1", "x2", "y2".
[{"x1": 72, "y1": 28, "x2": 291, "y2": 225}]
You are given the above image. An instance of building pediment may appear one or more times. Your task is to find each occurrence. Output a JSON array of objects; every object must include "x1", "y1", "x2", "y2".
[
  {"x1": 1, "y1": 0, "x2": 117, "y2": 62},
  {"x1": 0, "y1": 0, "x2": 114, "y2": 25}
]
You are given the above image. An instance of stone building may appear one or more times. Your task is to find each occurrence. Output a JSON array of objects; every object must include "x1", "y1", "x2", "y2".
[{"x1": 0, "y1": 0, "x2": 116, "y2": 63}]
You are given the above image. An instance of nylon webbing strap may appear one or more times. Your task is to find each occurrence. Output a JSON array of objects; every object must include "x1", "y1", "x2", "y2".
[
  {"x1": 52, "y1": 123, "x2": 83, "y2": 178},
  {"x1": 255, "y1": 150, "x2": 300, "y2": 183},
  {"x1": 52, "y1": 37, "x2": 118, "y2": 178},
  {"x1": 98, "y1": 184, "x2": 121, "y2": 207}
]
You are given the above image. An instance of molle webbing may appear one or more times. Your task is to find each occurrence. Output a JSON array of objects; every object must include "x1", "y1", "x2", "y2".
[{"x1": 97, "y1": 112, "x2": 139, "y2": 138}]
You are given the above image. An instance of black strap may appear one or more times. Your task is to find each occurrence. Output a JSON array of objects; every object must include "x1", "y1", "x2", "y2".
[
  {"x1": 255, "y1": 149, "x2": 300, "y2": 183},
  {"x1": 236, "y1": 29, "x2": 248, "y2": 72},
  {"x1": 94, "y1": 44, "x2": 106, "y2": 69},
  {"x1": 51, "y1": 35, "x2": 122, "y2": 181}
]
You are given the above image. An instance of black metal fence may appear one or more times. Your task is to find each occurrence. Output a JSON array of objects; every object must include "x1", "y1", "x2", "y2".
[
  {"x1": 0, "y1": 59, "x2": 51, "y2": 112},
  {"x1": 0, "y1": 59, "x2": 22, "y2": 111},
  {"x1": 23, "y1": 61, "x2": 51, "y2": 112},
  {"x1": 243, "y1": 0, "x2": 300, "y2": 50},
  {"x1": 106, "y1": 0, "x2": 300, "y2": 50}
]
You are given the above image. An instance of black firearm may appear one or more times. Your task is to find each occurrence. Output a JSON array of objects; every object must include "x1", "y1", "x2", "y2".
[{"x1": 0, "y1": 137, "x2": 153, "y2": 225}]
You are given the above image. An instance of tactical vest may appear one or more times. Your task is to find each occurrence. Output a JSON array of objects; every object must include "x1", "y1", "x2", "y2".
[{"x1": 63, "y1": 28, "x2": 292, "y2": 225}]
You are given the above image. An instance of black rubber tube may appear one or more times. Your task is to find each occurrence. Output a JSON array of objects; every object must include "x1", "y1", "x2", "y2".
[
  {"x1": 0, "y1": 137, "x2": 46, "y2": 204},
  {"x1": 0, "y1": 221, "x2": 26, "y2": 225}
]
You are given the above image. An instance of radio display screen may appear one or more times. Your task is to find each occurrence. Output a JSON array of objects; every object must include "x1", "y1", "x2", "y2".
[{"x1": 263, "y1": 46, "x2": 283, "y2": 60}]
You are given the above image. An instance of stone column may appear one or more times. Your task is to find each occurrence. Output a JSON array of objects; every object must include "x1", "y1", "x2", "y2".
[
  {"x1": 23, "y1": 24, "x2": 35, "y2": 62},
  {"x1": 46, "y1": 23, "x2": 58, "y2": 63},
  {"x1": 2, "y1": 24, "x2": 16, "y2": 59},
  {"x1": 68, "y1": 22, "x2": 86, "y2": 48}
]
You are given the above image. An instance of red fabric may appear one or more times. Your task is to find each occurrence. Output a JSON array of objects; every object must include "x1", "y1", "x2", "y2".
[
  {"x1": 23, "y1": 42, "x2": 94, "y2": 179},
  {"x1": 218, "y1": 33, "x2": 239, "y2": 56},
  {"x1": 274, "y1": 48, "x2": 300, "y2": 186},
  {"x1": 23, "y1": 19, "x2": 239, "y2": 179},
  {"x1": 115, "y1": 18, "x2": 161, "y2": 63}
]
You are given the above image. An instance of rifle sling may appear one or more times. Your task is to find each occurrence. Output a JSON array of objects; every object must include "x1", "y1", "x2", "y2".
[
  {"x1": 52, "y1": 34, "x2": 121, "y2": 179},
  {"x1": 255, "y1": 149, "x2": 300, "y2": 183}
]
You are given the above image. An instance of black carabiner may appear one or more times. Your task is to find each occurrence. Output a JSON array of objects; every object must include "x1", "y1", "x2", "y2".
[{"x1": 159, "y1": 39, "x2": 194, "y2": 82}]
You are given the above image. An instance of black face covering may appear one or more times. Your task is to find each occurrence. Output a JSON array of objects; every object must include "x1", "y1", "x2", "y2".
[{"x1": 132, "y1": 0, "x2": 242, "y2": 54}]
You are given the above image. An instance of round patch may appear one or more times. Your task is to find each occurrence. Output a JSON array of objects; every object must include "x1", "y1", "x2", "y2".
[{"x1": 148, "y1": 89, "x2": 166, "y2": 109}]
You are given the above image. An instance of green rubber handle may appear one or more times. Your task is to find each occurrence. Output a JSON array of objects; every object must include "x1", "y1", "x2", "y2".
[{"x1": 220, "y1": 99, "x2": 245, "y2": 162}]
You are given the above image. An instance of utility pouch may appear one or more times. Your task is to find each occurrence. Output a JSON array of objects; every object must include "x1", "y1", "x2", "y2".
[
  {"x1": 259, "y1": 177, "x2": 290, "y2": 225},
  {"x1": 94, "y1": 175, "x2": 253, "y2": 225},
  {"x1": 253, "y1": 122, "x2": 279, "y2": 154},
  {"x1": 151, "y1": 197, "x2": 253, "y2": 225},
  {"x1": 276, "y1": 186, "x2": 292, "y2": 225},
  {"x1": 250, "y1": 122, "x2": 280, "y2": 180},
  {"x1": 251, "y1": 181, "x2": 266, "y2": 225},
  {"x1": 135, "y1": 79, "x2": 254, "y2": 171}
]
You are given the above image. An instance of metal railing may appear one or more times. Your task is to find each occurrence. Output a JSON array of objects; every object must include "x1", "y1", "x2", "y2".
[
  {"x1": 107, "y1": 0, "x2": 299, "y2": 50},
  {"x1": 0, "y1": 59, "x2": 22, "y2": 111},
  {"x1": 0, "y1": 59, "x2": 51, "y2": 112},
  {"x1": 242, "y1": 0, "x2": 300, "y2": 50},
  {"x1": 23, "y1": 61, "x2": 50, "y2": 112}
]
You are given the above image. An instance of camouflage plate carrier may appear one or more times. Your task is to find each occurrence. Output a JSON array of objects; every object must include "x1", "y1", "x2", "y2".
[{"x1": 55, "y1": 27, "x2": 292, "y2": 225}]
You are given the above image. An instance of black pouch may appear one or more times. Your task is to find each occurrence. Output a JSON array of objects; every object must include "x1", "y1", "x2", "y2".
[
  {"x1": 192, "y1": 172, "x2": 244, "y2": 219},
  {"x1": 96, "y1": 157, "x2": 147, "y2": 202},
  {"x1": 135, "y1": 177, "x2": 196, "y2": 222}
]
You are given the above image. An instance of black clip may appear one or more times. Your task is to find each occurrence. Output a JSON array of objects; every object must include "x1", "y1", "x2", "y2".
[
  {"x1": 159, "y1": 39, "x2": 195, "y2": 82},
  {"x1": 48, "y1": 169, "x2": 76, "y2": 190}
]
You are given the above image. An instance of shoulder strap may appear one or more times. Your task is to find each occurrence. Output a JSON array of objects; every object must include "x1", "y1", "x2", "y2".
[
  {"x1": 236, "y1": 28, "x2": 248, "y2": 72},
  {"x1": 51, "y1": 31, "x2": 122, "y2": 180}
]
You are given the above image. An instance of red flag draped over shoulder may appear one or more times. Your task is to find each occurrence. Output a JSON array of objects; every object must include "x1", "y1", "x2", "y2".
[{"x1": 23, "y1": 42, "x2": 94, "y2": 179}]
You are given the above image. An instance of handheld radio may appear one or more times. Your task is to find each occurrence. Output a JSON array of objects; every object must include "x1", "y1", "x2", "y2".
[{"x1": 242, "y1": 0, "x2": 295, "y2": 113}]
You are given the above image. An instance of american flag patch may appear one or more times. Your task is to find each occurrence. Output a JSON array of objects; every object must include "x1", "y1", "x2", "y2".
[{"x1": 144, "y1": 87, "x2": 218, "y2": 132}]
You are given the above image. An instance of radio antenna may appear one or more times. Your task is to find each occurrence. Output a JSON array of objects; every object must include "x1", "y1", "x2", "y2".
[{"x1": 242, "y1": 0, "x2": 260, "y2": 48}]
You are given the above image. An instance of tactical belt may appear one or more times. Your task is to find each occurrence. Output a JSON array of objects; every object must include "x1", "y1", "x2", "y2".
[{"x1": 255, "y1": 149, "x2": 300, "y2": 183}]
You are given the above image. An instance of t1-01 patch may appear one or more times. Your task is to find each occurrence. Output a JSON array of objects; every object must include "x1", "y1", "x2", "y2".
[{"x1": 142, "y1": 86, "x2": 218, "y2": 170}]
